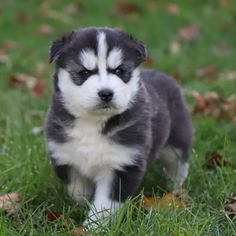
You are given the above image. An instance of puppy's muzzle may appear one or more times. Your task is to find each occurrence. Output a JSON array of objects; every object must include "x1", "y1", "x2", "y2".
[{"x1": 98, "y1": 89, "x2": 114, "y2": 103}]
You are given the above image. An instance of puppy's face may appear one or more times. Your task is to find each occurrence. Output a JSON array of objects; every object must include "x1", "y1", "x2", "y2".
[{"x1": 50, "y1": 28, "x2": 146, "y2": 118}]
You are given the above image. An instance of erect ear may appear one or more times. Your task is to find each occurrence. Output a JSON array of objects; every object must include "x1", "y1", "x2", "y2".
[{"x1": 49, "y1": 31, "x2": 74, "y2": 63}]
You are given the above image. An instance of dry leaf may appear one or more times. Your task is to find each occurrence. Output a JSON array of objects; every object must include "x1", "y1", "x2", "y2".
[
  {"x1": 203, "y1": 151, "x2": 233, "y2": 169},
  {"x1": 0, "y1": 193, "x2": 20, "y2": 215},
  {"x1": 16, "y1": 11, "x2": 29, "y2": 23},
  {"x1": 9, "y1": 74, "x2": 36, "y2": 90},
  {"x1": 31, "y1": 79, "x2": 47, "y2": 97},
  {"x1": 1, "y1": 40, "x2": 16, "y2": 52},
  {"x1": 166, "y1": 3, "x2": 179, "y2": 15},
  {"x1": 197, "y1": 66, "x2": 219, "y2": 78},
  {"x1": 143, "y1": 193, "x2": 186, "y2": 212},
  {"x1": 46, "y1": 211, "x2": 61, "y2": 221},
  {"x1": 143, "y1": 57, "x2": 154, "y2": 67},
  {"x1": 172, "y1": 71, "x2": 181, "y2": 83},
  {"x1": 31, "y1": 127, "x2": 43, "y2": 136},
  {"x1": 225, "y1": 197, "x2": 236, "y2": 216},
  {"x1": 116, "y1": 2, "x2": 141, "y2": 14},
  {"x1": 37, "y1": 24, "x2": 54, "y2": 35},
  {"x1": 0, "y1": 54, "x2": 10, "y2": 64},
  {"x1": 169, "y1": 40, "x2": 181, "y2": 55},
  {"x1": 64, "y1": 3, "x2": 83, "y2": 14},
  {"x1": 219, "y1": 71, "x2": 236, "y2": 81},
  {"x1": 70, "y1": 226, "x2": 92, "y2": 236},
  {"x1": 178, "y1": 25, "x2": 199, "y2": 42}
]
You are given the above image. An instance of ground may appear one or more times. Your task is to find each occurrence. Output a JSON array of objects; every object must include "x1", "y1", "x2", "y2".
[{"x1": 0, "y1": 0, "x2": 236, "y2": 235}]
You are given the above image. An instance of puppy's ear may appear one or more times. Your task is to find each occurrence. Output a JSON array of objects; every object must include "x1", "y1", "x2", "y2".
[
  {"x1": 49, "y1": 31, "x2": 74, "y2": 63},
  {"x1": 125, "y1": 32, "x2": 147, "y2": 65},
  {"x1": 134, "y1": 40, "x2": 147, "y2": 64}
]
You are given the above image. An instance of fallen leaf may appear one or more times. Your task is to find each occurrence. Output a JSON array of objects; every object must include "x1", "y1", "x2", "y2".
[
  {"x1": 46, "y1": 211, "x2": 61, "y2": 221},
  {"x1": 0, "y1": 193, "x2": 20, "y2": 215},
  {"x1": 166, "y1": 3, "x2": 179, "y2": 15},
  {"x1": 197, "y1": 66, "x2": 219, "y2": 78},
  {"x1": 142, "y1": 193, "x2": 186, "y2": 212},
  {"x1": 203, "y1": 151, "x2": 233, "y2": 169},
  {"x1": 31, "y1": 79, "x2": 47, "y2": 97},
  {"x1": 16, "y1": 11, "x2": 29, "y2": 23},
  {"x1": 1, "y1": 40, "x2": 16, "y2": 52},
  {"x1": 38, "y1": 3, "x2": 73, "y2": 24},
  {"x1": 0, "y1": 54, "x2": 10, "y2": 64},
  {"x1": 143, "y1": 57, "x2": 154, "y2": 67},
  {"x1": 37, "y1": 24, "x2": 54, "y2": 35},
  {"x1": 225, "y1": 197, "x2": 236, "y2": 216},
  {"x1": 64, "y1": 3, "x2": 84, "y2": 14},
  {"x1": 219, "y1": 71, "x2": 236, "y2": 81},
  {"x1": 188, "y1": 91, "x2": 236, "y2": 123},
  {"x1": 172, "y1": 71, "x2": 181, "y2": 83},
  {"x1": 178, "y1": 25, "x2": 199, "y2": 42},
  {"x1": 70, "y1": 226, "x2": 92, "y2": 236},
  {"x1": 31, "y1": 127, "x2": 43, "y2": 136},
  {"x1": 116, "y1": 2, "x2": 141, "y2": 14},
  {"x1": 169, "y1": 40, "x2": 181, "y2": 55},
  {"x1": 9, "y1": 74, "x2": 36, "y2": 90}
]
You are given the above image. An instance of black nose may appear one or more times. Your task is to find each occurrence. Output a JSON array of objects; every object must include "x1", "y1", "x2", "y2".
[{"x1": 98, "y1": 89, "x2": 114, "y2": 102}]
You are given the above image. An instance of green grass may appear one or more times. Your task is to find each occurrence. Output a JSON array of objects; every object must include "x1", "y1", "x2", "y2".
[{"x1": 0, "y1": 0, "x2": 236, "y2": 235}]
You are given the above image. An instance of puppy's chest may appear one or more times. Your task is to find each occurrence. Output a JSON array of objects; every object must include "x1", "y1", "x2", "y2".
[{"x1": 49, "y1": 119, "x2": 136, "y2": 179}]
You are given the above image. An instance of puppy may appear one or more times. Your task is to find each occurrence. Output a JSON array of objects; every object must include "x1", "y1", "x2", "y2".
[{"x1": 46, "y1": 27, "x2": 193, "y2": 227}]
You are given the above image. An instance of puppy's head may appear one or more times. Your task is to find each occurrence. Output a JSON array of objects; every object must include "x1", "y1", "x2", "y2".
[{"x1": 50, "y1": 28, "x2": 147, "y2": 118}]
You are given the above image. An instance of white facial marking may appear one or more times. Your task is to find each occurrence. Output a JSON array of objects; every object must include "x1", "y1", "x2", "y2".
[
  {"x1": 97, "y1": 32, "x2": 108, "y2": 78},
  {"x1": 107, "y1": 48, "x2": 123, "y2": 69},
  {"x1": 80, "y1": 49, "x2": 97, "y2": 70}
]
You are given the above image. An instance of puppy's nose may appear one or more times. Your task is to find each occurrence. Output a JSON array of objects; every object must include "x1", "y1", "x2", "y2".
[{"x1": 98, "y1": 89, "x2": 114, "y2": 102}]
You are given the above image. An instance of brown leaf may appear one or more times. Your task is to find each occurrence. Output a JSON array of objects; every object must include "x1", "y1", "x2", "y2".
[
  {"x1": 37, "y1": 24, "x2": 54, "y2": 36},
  {"x1": 116, "y1": 2, "x2": 141, "y2": 14},
  {"x1": 178, "y1": 25, "x2": 199, "y2": 42},
  {"x1": 225, "y1": 197, "x2": 236, "y2": 216},
  {"x1": 9, "y1": 74, "x2": 36, "y2": 90},
  {"x1": 31, "y1": 79, "x2": 47, "y2": 97},
  {"x1": 166, "y1": 3, "x2": 179, "y2": 15},
  {"x1": 197, "y1": 66, "x2": 219, "y2": 78},
  {"x1": 172, "y1": 71, "x2": 181, "y2": 83},
  {"x1": 219, "y1": 71, "x2": 236, "y2": 81},
  {"x1": 203, "y1": 151, "x2": 233, "y2": 169},
  {"x1": 143, "y1": 194, "x2": 186, "y2": 212},
  {"x1": 0, "y1": 193, "x2": 20, "y2": 215},
  {"x1": 1, "y1": 40, "x2": 16, "y2": 52},
  {"x1": 64, "y1": 3, "x2": 84, "y2": 15},
  {"x1": 0, "y1": 54, "x2": 10, "y2": 64},
  {"x1": 70, "y1": 226, "x2": 92, "y2": 236},
  {"x1": 16, "y1": 11, "x2": 29, "y2": 23},
  {"x1": 46, "y1": 212, "x2": 61, "y2": 221},
  {"x1": 143, "y1": 57, "x2": 154, "y2": 67}
]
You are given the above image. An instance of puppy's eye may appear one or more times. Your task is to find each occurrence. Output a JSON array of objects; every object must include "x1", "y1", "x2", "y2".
[
  {"x1": 110, "y1": 67, "x2": 125, "y2": 77},
  {"x1": 78, "y1": 69, "x2": 91, "y2": 77}
]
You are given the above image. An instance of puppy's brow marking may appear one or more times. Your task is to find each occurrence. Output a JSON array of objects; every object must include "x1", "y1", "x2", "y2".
[
  {"x1": 80, "y1": 49, "x2": 97, "y2": 70},
  {"x1": 97, "y1": 32, "x2": 108, "y2": 77},
  {"x1": 107, "y1": 48, "x2": 123, "y2": 69}
]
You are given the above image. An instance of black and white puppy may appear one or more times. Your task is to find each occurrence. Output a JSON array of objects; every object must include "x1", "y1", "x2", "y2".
[{"x1": 46, "y1": 27, "x2": 193, "y2": 227}]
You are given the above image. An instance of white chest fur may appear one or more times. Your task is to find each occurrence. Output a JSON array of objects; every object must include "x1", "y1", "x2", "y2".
[{"x1": 48, "y1": 118, "x2": 137, "y2": 180}]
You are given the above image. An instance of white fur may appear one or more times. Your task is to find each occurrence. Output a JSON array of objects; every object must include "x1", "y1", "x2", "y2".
[
  {"x1": 80, "y1": 49, "x2": 97, "y2": 70},
  {"x1": 67, "y1": 168, "x2": 93, "y2": 204},
  {"x1": 48, "y1": 118, "x2": 138, "y2": 180},
  {"x1": 84, "y1": 171, "x2": 121, "y2": 228},
  {"x1": 107, "y1": 48, "x2": 122, "y2": 69}
]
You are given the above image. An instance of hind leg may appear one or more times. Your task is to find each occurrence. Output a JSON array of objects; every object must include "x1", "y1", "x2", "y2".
[{"x1": 159, "y1": 146, "x2": 189, "y2": 190}]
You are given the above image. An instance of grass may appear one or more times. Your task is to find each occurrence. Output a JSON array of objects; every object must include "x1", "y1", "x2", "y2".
[{"x1": 0, "y1": 0, "x2": 236, "y2": 235}]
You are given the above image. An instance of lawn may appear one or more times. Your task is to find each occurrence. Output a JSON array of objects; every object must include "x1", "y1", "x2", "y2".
[{"x1": 0, "y1": 0, "x2": 236, "y2": 235}]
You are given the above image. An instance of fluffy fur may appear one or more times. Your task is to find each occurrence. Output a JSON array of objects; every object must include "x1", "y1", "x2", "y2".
[{"x1": 46, "y1": 27, "x2": 193, "y2": 228}]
